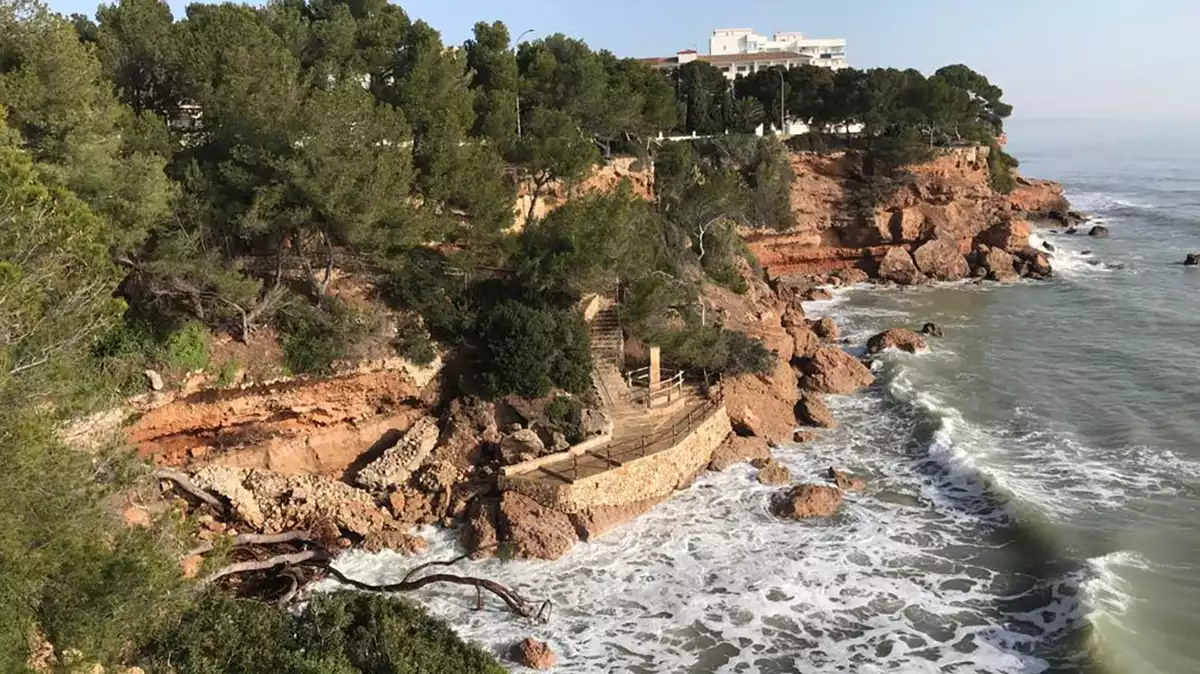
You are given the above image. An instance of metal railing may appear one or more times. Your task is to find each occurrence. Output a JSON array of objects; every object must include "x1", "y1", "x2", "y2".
[{"x1": 538, "y1": 380, "x2": 724, "y2": 484}]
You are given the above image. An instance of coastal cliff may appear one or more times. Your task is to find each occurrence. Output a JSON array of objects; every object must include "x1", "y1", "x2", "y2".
[{"x1": 745, "y1": 146, "x2": 1067, "y2": 282}]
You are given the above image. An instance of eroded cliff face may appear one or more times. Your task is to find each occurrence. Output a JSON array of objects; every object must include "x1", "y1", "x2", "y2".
[
  {"x1": 744, "y1": 147, "x2": 1066, "y2": 280},
  {"x1": 511, "y1": 156, "x2": 654, "y2": 231}
]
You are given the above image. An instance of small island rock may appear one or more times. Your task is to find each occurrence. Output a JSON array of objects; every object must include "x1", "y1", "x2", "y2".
[
  {"x1": 921, "y1": 322, "x2": 944, "y2": 338},
  {"x1": 1088, "y1": 225, "x2": 1110, "y2": 238},
  {"x1": 867, "y1": 328, "x2": 927, "y2": 355},
  {"x1": 511, "y1": 638, "x2": 556, "y2": 670},
  {"x1": 772, "y1": 484, "x2": 844, "y2": 519},
  {"x1": 1184, "y1": 253, "x2": 1199, "y2": 266}
]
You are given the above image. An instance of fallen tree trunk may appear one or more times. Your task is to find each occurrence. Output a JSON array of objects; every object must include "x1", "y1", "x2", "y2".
[{"x1": 153, "y1": 468, "x2": 226, "y2": 515}]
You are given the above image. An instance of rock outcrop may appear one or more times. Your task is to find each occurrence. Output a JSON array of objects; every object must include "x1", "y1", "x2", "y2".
[
  {"x1": 772, "y1": 484, "x2": 844, "y2": 519},
  {"x1": 1089, "y1": 225, "x2": 1111, "y2": 238},
  {"x1": 510, "y1": 638, "x2": 556, "y2": 670},
  {"x1": 981, "y1": 247, "x2": 1019, "y2": 283},
  {"x1": 497, "y1": 491, "x2": 578, "y2": 560},
  {"x1": 788, "y1": 325, "x2": 822, "y2": 360},
  {"x1": 867, "y1": 328, "x2": 926, "y2": 355},
  {"x1": 808, "y1": 317, "x2": 839, "y2": 342},
  {"x1": 795, "y1": 391, "x2": 835, "y2": 428},
  {"x1": 743, "y1": 147, "x2": 1062, "y2": 284},
  {"x1": 190, "y1": 465, "x2": 389, "y2": 536},
  {"x1": 354, "y1": 416, "x2": 440, "y2": 491},
  {"x1": 709, "y1": 435, "x2": 771, "y2": 471},
  {"x1": 754, "y1": 457, "x2": 791, "y2": 485},
  {"x1": 796, "y1": 347, "x2": 875, "y2": 395},
  {"x1": 913, "y1": 239, "x2": 969, "y2": 281},
  {"x1": 499, "y1": 428, "x2": 546, "y2": 465},
  {"x1": 877, "y1": 247, "x2": 923, "y2": 285},
  {"x1": 978, "y1": 220, "x2": 1033, "y2": 252},
  {"x1": 1186, "y1": 253, "x2": 1200, "y2": 266},
  {"x1": 922, "y1": 322, "x2": 944, "y2": 338}
]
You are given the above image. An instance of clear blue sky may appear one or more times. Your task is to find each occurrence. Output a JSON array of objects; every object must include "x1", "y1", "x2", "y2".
[{"x1": 48, "y1": 0, "x2": 1200, "y2": 121}]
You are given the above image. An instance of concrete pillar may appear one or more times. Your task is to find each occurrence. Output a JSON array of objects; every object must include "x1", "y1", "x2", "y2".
[{"x1": 649, "y1": 346, "x2": 661, "y2": 391}]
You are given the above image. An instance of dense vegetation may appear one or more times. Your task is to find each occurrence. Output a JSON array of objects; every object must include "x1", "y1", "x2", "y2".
[{"x1": 0, "y1": 0, "x2": 1015, "y2": 668}]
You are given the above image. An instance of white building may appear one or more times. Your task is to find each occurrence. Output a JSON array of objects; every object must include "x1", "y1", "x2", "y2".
[
  {"x1": 709, "y1": 28, "x2": 848, "y2": 70},
  {"x1": 642, "y1": 49, "x2": 814, "y2": 82}
]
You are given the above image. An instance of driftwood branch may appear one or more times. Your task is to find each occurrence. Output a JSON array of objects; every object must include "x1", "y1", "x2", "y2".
[
  {"x1": 187, "y1": 530, "x2": 314, "y2": 558},
  {"x1": 201, "y1": 550, "x2": 331, "y2": 588},
  {"x1": 153, "y1": 468, "x2": 226, "y2": 515},
  {"x1": 323, "y1": 565, "x2": 548, "y2": 622}
]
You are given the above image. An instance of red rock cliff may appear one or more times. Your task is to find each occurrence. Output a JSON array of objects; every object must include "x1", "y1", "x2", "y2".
[{"x1": 743, "y1": 146, "x2": 1065, "y2": 281}]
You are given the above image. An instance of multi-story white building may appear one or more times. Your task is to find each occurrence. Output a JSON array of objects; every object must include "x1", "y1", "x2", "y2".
[
  {"x1": 642, "y1": 49, "x2": 814, "y2": 82},
  {"x1": 709, "y1": 28, "x2": 848, "y2": 70}
]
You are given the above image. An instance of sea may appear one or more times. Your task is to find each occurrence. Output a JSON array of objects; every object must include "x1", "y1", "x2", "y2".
[{"x1": 335, "y1": 119, "x2": 1200, "y2": 673}]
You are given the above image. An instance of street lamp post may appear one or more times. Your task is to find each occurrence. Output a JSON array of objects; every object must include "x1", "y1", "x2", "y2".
[{"x1": 515, "y1": 29, "x2": 535, "y2": 139}]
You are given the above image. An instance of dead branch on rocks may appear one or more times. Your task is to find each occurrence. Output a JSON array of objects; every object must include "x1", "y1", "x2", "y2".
[
  {"x1": 201, "y1": 550, "x2": 331, "y2": 588},
  {"x1": 153, "y1": 468, "x2": 227, "y2": 514},
  {"x1": 187, "y1": 530, "x2": 314, "y2": 557}
]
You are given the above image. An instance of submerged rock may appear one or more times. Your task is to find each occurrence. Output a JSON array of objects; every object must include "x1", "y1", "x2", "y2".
[
  {"x1": 867, "y1": 328, "x2": 926, "y2": 355},
  {"x1": 510, "y1": 638, "x2": 556, "y2": 670},
  {"x1": 828, "y1": 467, "x2": 866, "y2": 492},
  {"x1": 1185, "y1": 253, "x2": 1199, "y2": 266},
  {"x1": 772, "y1": 484, "x2": 844, "y2": 519},
  {"x1": 754, "y1": 458, "x2": 791, "y2": 486},
  {"x1": 1088, "y1": 225, "x2": 1111, "y2": 238},
  {"x1": 921, "y1": 322, "x2": 944, "y2": 338}
]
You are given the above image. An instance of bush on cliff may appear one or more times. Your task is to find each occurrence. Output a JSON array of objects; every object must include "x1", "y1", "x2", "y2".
[
  {"x1": 476, "y1": 299, "x2": 592, "y2": 399},
  {"x1": 652, "y1": 324, "x2": 775, "y2": 379},
  {"x1": 141, "y1": 592, "x2": 505, "y2": 674},
  {"x1": 988, "y1": 141, "x2": 1020, "y2": 194}
]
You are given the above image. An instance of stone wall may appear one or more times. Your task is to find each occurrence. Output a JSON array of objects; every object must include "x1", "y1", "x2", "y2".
[{"x1": 500, "y1": 407, "x2": 732, "y2": 515}]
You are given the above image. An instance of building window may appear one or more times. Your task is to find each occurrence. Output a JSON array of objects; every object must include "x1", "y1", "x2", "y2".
[{"x1": 737, "y1": 65, "x2": 749, "y2": 73}]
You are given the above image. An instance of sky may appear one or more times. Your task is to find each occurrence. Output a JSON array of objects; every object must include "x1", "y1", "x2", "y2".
[{"x1": 47, "y1": 0, "x2": 1200, "y2": 121}]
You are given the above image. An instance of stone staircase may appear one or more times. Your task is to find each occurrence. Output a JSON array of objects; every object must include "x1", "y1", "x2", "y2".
[{"x1": 588, "y1": 306, "x2": 624, "y2": 371}]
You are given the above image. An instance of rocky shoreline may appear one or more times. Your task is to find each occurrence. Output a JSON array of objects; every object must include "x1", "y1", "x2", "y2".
[{"x1": 119, "y1": 146, "x2": 1073, "y2": 668}]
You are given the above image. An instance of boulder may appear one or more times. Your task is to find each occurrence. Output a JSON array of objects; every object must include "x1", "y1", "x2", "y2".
[
  {"x1": 804, "y1": 287, "x2": 833, "y2": 301},
  {"x1": 355, "y1": 417, "x2": 440, "y2": 491},
  {"x1": 460, "y1": 498, "x2": 499, "y2": 559},
  {"x1": 807, "y1": 317, "x2": 839, "y2": 342},
  {"x1": 433, "y1": 397, "x2": 500, "y2": 471},
  {"x1": 755, "y1": 458, "x2": 791, "y2": 486},
  {"x1": 1088, "y1": 225, "x2": 1110, "y2": 238},
  {"x1": 1042, "y1": 241, "x2": 1056, "y2": 253},
  {"x1": 579, "y1": 408, "x2": 609, "y2": 436},
  {"x1": 795, "y1": 392, "x2": 836, "y2": 428},
  {"x1": 1185, "y1": 253, "x2": 1199, "y2": 267},
  {"x1": 499, "y1": 428, "x2": 546, "y2": 465},
  {"x1": 793, "y1": 430, "x2": 815, "y2": 444},
  {"x1": 144, "y1": 369, "x2": 164, "y2": 392},
  {"x1": 913, "y1": 240, "x2": 970, "y2": 281},
  {"x1": 1065, "y1": 227, "x2": 1079, "y2": 235},
  {"x1": 867, "y1": 328, "x2": 927, "y2": 355},
  {"x1": 833, "y1": 267, "x2": 870, "y2": 285},
  {"x1": 828, "y1": 467, "x2": 866, "y2": 492},
  {"x1": 978, "y1": 220, "x2": 1033, "y2": 252},
  {"x1": 510, "y1": 639, "x2": 556, "y2": 670},
  {"x1": 709, "y1": 435, "x2": 771, "y2": 471},
  {"x1": 983, "y1": 248, "x2": 1019, "y2": 283},
  {"x1": 412, "y1": 460, "x2": 463, "y2": 496},
  {"x1": 787, "y1": 325, "x2": 822, "y2": 360},
  {"x1": 497, "y1": 491, "x2": 577, "y2": 560},
  {"x1": 921, "y1": 322, "x2": 944, "y2": 338},
  {"x1": 877, "y1": 247, "x2": 924, "y2": 285},
  {"x1": 772, "y1": 484, "x2": 844, "y2": 519},
  {"x1": 796, "y1": 347, "x2": 875, "y2": 395},
  {"x1": 780, "y1": 299, "x2": 807, "y2": 328}
]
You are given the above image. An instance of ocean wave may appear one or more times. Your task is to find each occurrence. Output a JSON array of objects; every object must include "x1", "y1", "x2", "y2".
[{"x1": 1067, "y1": 191, "x2": 1156, "y2": 214}]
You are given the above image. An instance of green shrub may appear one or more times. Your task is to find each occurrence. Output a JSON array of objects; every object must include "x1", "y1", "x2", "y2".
[
  {"x1": 545, "y1": 394, "x2": 585, "y2": 443},
  {"x1": 164, "y1": 322, "x2": 211, "y2": 371},
  {"x1": 141, "y1": 592, "x2": 505, "y2": 674},
  {"x1": 652, "y1": 324, "x2": 775, "y2": 378},
  {"x1": 276, "y1": 299, "x2": 359, "y2": 375},
  {"x1": 477, "y1": 300, "x2": 592, "y2": 399},
  {"x1": 396, "y1": 326, "x2": 437, "y2": 366},
  {"x1": 987, "y1": 141, "x2": 1019, "y2": 194}
]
